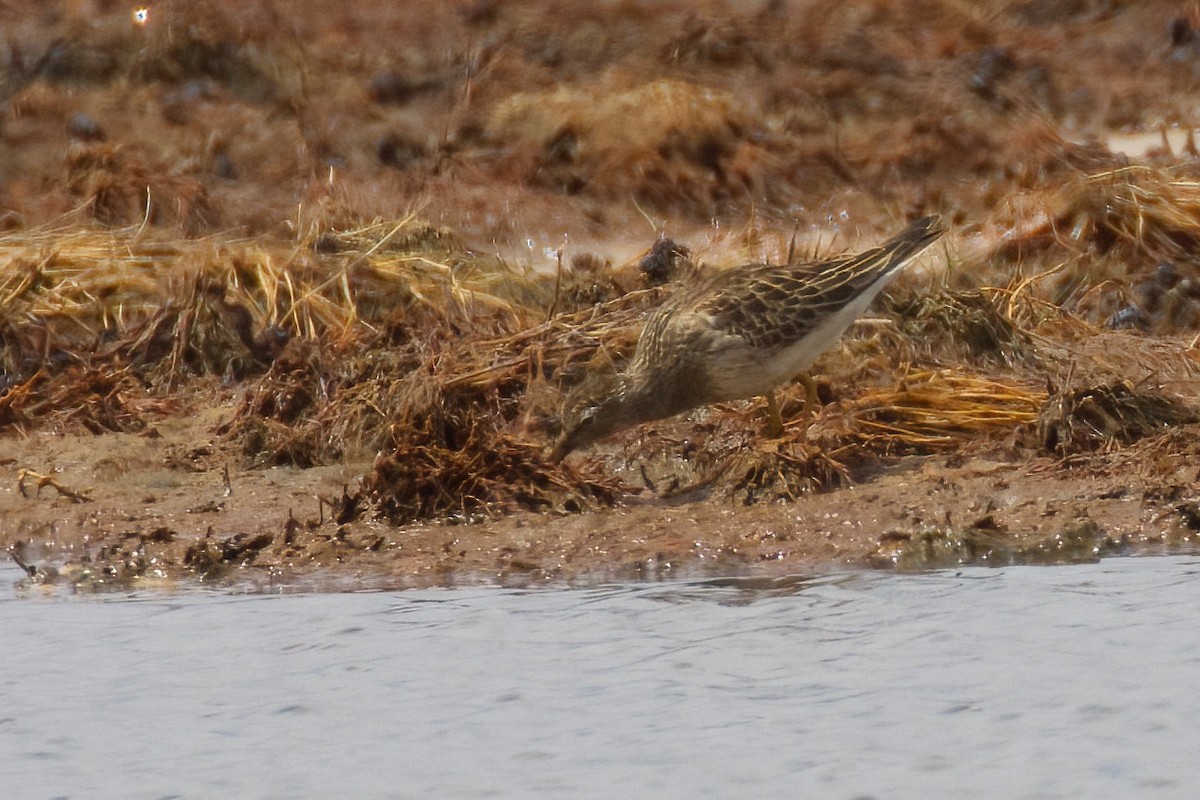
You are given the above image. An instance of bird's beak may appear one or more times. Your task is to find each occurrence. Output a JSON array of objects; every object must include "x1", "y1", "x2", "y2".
[{"x1": 547, "y1": 436, "x2": 572, "y2": 464}]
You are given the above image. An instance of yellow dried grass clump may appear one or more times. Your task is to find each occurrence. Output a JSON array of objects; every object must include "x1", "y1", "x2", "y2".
[
  {"x1": 0, "y1": 216, "x2": 556, "y2": 433},
  {"x1": 1062, "y1": 167, "x2": 1200, "y2": 261},
  {"x1": 975, "y1": 164, "x2": 1200, "y2": 331},
  {"x1": 487, "y1": 77, "x2": 756, "y2": 204},
  {"x1": 65, "y1": 142, "x2": 214, "y2": 233},
  {"x1": 990, "y1": 165, "x2": 1200, "y2": 271},
  {"x1": 817, "y1": 370, "x2": 1045, "y2": 451},
  {"x1": 490, "y1": 78, "x2": 747, "y2": 159}
]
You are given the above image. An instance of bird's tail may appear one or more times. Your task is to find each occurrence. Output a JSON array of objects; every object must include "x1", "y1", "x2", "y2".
[
  {"x1": 803, "y1": 214, "x2": 944, "y2": 301},
  {"x1": 856, "y1": 215, "x2": 945, "y2": 278}
]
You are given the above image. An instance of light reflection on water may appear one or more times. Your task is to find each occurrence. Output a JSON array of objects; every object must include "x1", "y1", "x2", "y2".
[{"x1": 3, "y1": 557, "x2": 1200, "y2": 799}]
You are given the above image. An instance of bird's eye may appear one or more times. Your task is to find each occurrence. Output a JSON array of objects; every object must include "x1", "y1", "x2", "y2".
[{"x1": 578, "y1": 406, "x2": 599, "y2": 426}]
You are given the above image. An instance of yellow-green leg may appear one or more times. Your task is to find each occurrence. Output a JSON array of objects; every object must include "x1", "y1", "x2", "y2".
[
  {"x1": 765, "y1": 374, "x2": 820, "y2": 437},
  {"x1": 765, "y1": 391, "x2": 783, "y2": 437},
  {"x1": 797, "y1": 373, "x2": 819, "y2": 420}
]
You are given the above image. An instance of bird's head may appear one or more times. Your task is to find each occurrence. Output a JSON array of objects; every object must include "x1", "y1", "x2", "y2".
[{"x1": 548, "y1": 373, "x2": 642, "y2": 463}]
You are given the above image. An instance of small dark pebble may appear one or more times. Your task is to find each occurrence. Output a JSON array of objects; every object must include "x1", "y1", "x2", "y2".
[
  {"x1": 212, "y1": 150, "x2": 237, "y2": 179},
  {"x1": 1155, "y1": 261, "x2": 1180, "y2": 287},
  {"x1": 1171, "y1": 17, "x2": 1195, "y2": 48},
  {"x1": 639, "y1": 237, "x2": 690, "y2": 285},
  {"x1": 377, "y1": 131, "x2": 424, "y2": 169},
  {"x1": 67, "y1": 112, "x2": 105, "y2": 141},
  {"x1": 1174, "y1": 501, "x2": 1200, "y2": 530},
  {"x1": 969, "y1": 47, "x2": 1016, "y2": 99},
  {"x1": 313, "y1": 232, "x2": 341, "y2": 253},
  {"x1": 255, "y1": 326, "x2": 292, "y2": 363},
  {"x1": 1104, "y1": 305, "x2": 1150, "y2": 330},
  {"x1": 460, "y1": 0, "x2": 499, "y2": 26},
  {"x1": 369, "y1": 71, "x2": 419, "y2": 104}
]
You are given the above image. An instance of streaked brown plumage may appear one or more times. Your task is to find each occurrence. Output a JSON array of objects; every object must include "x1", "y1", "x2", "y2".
[{"x1": 550, "y1": 215, "x2": 945, "y2": 462}]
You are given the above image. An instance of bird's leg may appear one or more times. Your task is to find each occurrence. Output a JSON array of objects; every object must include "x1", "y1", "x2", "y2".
[
  {"x1": 765, "y1": 391, "x2": 783, "y2": 437},
  {"x1": 765, "y1": 375, "x2": 819, "y2": 438},
  {"x1": 797, "y1": 373, "x2": 820, "y2": 420}
]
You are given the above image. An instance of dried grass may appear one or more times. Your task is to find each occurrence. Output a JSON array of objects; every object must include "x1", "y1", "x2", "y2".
[
  {"x1": 1058, "y1": 167, "x2": 1200, "y2": 263},
  {"x1": 1038, "y1": 381, "x2": 1199, "y2": 455},
  {"x1": 987, "y1": 165, "x2": 1200, "y2": 301},
  {"x1": 487, "y1": 77, "x2": 756, "y2": 206},
  {"x1": 892, "y1": 288, "x2": 1039, "y2": 368},
  {"x1": 8, "y1": 0, "x2": 1200, "y2": 524},
  {"x1": 814, "y1": 370, "x2": 1045, "y2": 453}
]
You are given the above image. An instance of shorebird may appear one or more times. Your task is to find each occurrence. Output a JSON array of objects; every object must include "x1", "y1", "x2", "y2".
[{"x1": 549, "y1": 215, "x2": 944, "y2": 462}]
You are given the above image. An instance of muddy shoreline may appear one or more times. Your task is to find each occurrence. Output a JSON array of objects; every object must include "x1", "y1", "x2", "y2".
[
  {"x1": 6, "y1": 1, "x2": 1200, "y2": 590},
  {"x1": 5, "y1": 388, "x2": 1200, "y2": 592}
]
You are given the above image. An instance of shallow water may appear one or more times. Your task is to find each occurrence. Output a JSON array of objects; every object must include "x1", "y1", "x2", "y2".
[{"x1": 4, "y1": 556, "x2": 1199, "y2": 799}]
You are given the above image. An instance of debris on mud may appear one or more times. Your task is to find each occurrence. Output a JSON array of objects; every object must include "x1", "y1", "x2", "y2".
[
  {"x1": 1038, "y1": 381, "x2": 1198, "y2": 454},
  {"x1": 894, "y1": 290, "x2": 1038, "y2": 368},
  {"x1": 7, "y1": 1, "x2": 1200, "y2": 589},
  {"x1": 869, "y1": 517, "x2": 1127, "y2": 570}
]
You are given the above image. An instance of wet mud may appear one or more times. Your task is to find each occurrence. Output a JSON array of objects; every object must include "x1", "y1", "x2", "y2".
[{"x1": 5, "y1": 1, "x2": 1200, "y2": 590}]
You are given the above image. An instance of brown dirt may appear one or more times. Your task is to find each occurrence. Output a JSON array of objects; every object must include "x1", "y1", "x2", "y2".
[
  {"x1": 6, "y1": 0, "x2": 1200, "y2": 591},
  {"x1": 4, "y1": 401, "x2": 1200, "y2": 591}
]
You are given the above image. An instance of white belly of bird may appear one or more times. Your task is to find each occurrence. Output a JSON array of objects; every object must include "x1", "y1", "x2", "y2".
[{"x1": 704, "y1": 276, "x2": 895, "y2": 401}]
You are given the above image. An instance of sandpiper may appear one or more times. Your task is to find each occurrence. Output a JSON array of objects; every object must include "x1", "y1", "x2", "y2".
[{"x1": 549, "y1": 215, "x2": 945, "y2": 462}]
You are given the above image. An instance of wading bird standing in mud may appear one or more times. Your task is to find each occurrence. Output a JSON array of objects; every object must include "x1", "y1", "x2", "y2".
[{"x1": 550, "y1": 215, "x2": 945, "y2": 462}]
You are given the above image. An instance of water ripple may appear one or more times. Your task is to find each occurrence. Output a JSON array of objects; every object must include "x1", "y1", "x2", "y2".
[{"x1": 3, "y1": 557, "x2": 1200, "y2": 798}]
